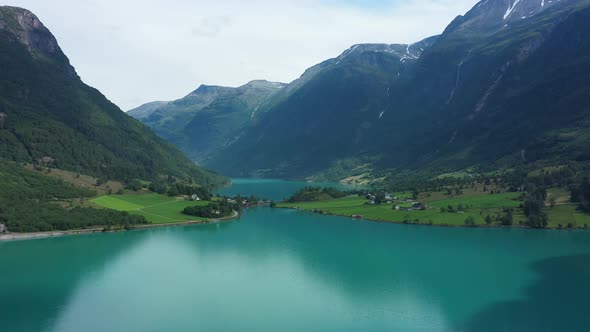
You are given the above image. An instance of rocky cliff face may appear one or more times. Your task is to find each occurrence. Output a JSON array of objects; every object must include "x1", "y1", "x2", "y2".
[
  {"x1": 0, "y1": 6, "x2": 59, "y2": 56},
  {"x1": 445, "y1": 0, "x2": 568, "y2": 36}
]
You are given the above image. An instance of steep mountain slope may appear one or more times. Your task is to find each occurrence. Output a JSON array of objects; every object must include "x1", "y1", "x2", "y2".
[
  {"x1": 378, "y1": 0, "x2": 590, "y2": 169},
  {"x1": 129, "y1": 85, "x2": 234, "y2": 143},
  {"x1": 130, "y1": 80, "x2": 286, "y2": 162},
  {"x1": 205, "y1": 0, "x2": 590, "y2": 180},
  {"x1": 127, "y1": 101, "x2": 170, "y2": 120},
  {"x1": 203, "y1": 36, "x2": 441, "y2": 178},
  {"x1": 0, "y1": 6, "x2": 225, "y2": 187}
]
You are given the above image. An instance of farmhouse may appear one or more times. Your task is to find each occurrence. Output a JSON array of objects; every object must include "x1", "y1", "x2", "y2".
[
  {"x1": 412, "y1": 203, "x2": 426, "y2": 210},
  {"x1": 0, "y1": 223, "x2": 7, "y2": 233},
  {"x1": 394, "y1": 203, "x2": 426, "y2": 212},
  {"x1": 191, "y1": 194, "x2": 201, "y2": 201}
]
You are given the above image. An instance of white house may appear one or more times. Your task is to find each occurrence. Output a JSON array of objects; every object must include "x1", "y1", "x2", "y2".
[
  {"x1": 191, "y1": 194, "x2": 200, "y2": 201},
  {"x1": 0, "y1": 223, "x2": 7, "y2": 233}
]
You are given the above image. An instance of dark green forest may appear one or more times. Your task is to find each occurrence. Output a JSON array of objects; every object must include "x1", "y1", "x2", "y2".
[
  {"x1": 287, "y1": 187, "x2": 348, "y2": 202},
  {"x1": 182, "y1": 199, "x2": 240, "y2": 218},
  {"x1": 0, "y1": 162, "x2": 147, "y2": 232}
]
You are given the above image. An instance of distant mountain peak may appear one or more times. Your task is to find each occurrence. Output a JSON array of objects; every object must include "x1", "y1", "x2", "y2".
[
  {"x1": 189, "y1": 84, "x2": 227, "y2": 95},
  {"x1": 335, "y1": 44, "x2": 418, "y2": 63},
  {"x1": 0, "y1": 6, "x2": 60, "y2": 57},
  {"x1": 334, "y1": 36, "x2": 440, "y2": 65},
  {"x1": 445, "y1": 0, "x2": 572, "y2": 36},
  {"x1": 242, "y1": 80, "x2": 286, "y2": 89}
]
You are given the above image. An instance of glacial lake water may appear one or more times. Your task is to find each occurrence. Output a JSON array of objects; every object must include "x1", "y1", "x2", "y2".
[{"x1": 1, "y1": 179, "x2": 590, "y2": 331}]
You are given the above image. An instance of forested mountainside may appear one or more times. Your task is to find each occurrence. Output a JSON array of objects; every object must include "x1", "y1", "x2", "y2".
[
  {"x1": 0, "y1": 6, "x2": 225, "y2": 231},
  {"x1": 192, "y1": 0, "x2": 590, "y2": 181},
  {"x1": 0, "y1": 6, "x2": 225, "y2": 187},
  {"x1": 129, "y1": 80, "x2": 286, "y2": 162}
]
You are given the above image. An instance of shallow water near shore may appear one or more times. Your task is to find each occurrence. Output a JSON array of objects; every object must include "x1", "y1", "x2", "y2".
[{"x1": 1, "y1": 179, "x2": 590, "y2": 331}]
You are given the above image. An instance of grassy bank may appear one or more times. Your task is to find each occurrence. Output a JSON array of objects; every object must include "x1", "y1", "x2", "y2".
[
  {"x1": 92, "y1": 194, "x2": 210, "y2": 224},
  {"x1": 277, "y1": 191, "x2": 590, "y2": 229}
]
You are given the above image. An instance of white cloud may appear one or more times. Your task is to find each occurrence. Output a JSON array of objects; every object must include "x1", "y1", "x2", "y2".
[
  {"x1": 5, "y1": 0, "x2": 479, "y2": 109},
  {"x1": 192, "y1": 16, "x2": 232, "y2": 38}
]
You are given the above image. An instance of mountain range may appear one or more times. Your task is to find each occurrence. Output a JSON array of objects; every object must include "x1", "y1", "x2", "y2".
[
  {"x1": 131, "y1": 0, "x2": 590, "y2": 183},
  {"x1": 129, "y1": 80, "x2": 285, "y2": 162}
]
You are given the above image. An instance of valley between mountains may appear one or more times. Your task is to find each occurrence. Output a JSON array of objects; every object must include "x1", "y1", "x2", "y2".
[{"x1": 2, "y1": 0, "x2": 590, "y2": 234}]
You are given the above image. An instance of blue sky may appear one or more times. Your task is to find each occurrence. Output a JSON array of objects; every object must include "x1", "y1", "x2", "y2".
[{"x1": 5, "y1": 0, "x2": 479, "y2": 110}]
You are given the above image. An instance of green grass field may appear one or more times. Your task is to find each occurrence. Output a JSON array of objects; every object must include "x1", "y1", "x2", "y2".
[
  {"x1": 546, "y1": 204, "x2": 590, "y2": 228},
  {"x1": 278, "y1": 191, "x2": 590, "y2": 228},
  {"x1": 92, "y1": 194, "x2": 209, "y2": 224}
]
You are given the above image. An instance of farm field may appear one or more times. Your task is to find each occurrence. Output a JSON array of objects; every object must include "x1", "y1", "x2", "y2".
[
  {"x1": 92, "y1": 194, "x2": 209, "y2": 224},
  {"x1": 547, "y1": 204, "x2": 590, "y2": 228},
  {"x1": 277, "y1": 192, "x2": 590, "y2": 228}
]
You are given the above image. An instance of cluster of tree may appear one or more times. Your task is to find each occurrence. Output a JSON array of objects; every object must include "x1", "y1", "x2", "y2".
[
  {"x1": 372, "y1": 193, "x2": 389, "y2": 205},
  {"x1": 384, "y1": 162, "x2": 588, "y2": 197},
  {"x1": 479, "y1": 209, "x2": 514, "y2": 226},
  {"x1": 383, "y1": 170, "x2": 498, "y2": 193},
  {"x1": 464, "y1": 216, "x2": 476, "y2": 227},
  {"x1": 0, "y1": 162, "x2": 148, "y2": 232},
  {"x1": 520, "y1": 165, "x2": 580, "y2": 189},
  {"x1": 2, "y1": 205, "x2": 147, "y2": 233},
  {"x1": 523, "y1": 185, "x2": 549, "y2": 228},
  {"x1": 287, "y1": 187, "x2": 347, "y2": 202},
  {"x1": 571, "y1": 178, "x2": 590, "y2": 212},
  {"x1": 144, "y1": 181, "x2": 212, "y2": 200},
  {"x1": 498, "y1": 208, "x2": 514, "y2": 226},
  {"x1": 440, "y1": 204, "x2": 469, "y2": 213},
  {"x1": 182, "y1": 199, "x2": 240, "y2": 218}
]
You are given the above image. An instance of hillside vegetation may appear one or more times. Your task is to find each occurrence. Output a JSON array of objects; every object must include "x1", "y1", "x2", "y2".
[
  {"x1": 0, "y1": 6, "x2": 225, "y2": 186},
  {"x1": 195, "y1": 0, "x2": 590, "y2": 183},
  {"x1": 0, "y1": 162, "x2": 147, "y2": 232},
  {"x1": 0, "y1": 6, "x2": 226, "y2": 232},
  {"x1": 129, "y1": 80, "x2": 285, "y2": 163}
]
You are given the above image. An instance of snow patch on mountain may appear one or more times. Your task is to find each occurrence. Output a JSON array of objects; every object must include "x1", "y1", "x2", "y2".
[
  {"x1": 336, "y1": 44, "x2": 360, "y2": 64},
  {"x1": 504, "y1": 0, "x2": 522, "y2": 20}
]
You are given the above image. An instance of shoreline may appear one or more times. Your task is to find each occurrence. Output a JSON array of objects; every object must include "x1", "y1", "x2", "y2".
[
  {"x1": 277, "y1": 206, "x2": 581, "y2": 230},
  {"x1": 0, "y1": 211, "x2": 239, "y2": 242}
]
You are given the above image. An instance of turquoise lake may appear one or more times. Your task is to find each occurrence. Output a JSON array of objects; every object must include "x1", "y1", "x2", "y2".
[
  {"x1": 1, "y1": 179, "x2": 590, "y2": 331},
  {"x1": 215, "y1": 178, "x2": 365, "y2": 201}
]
